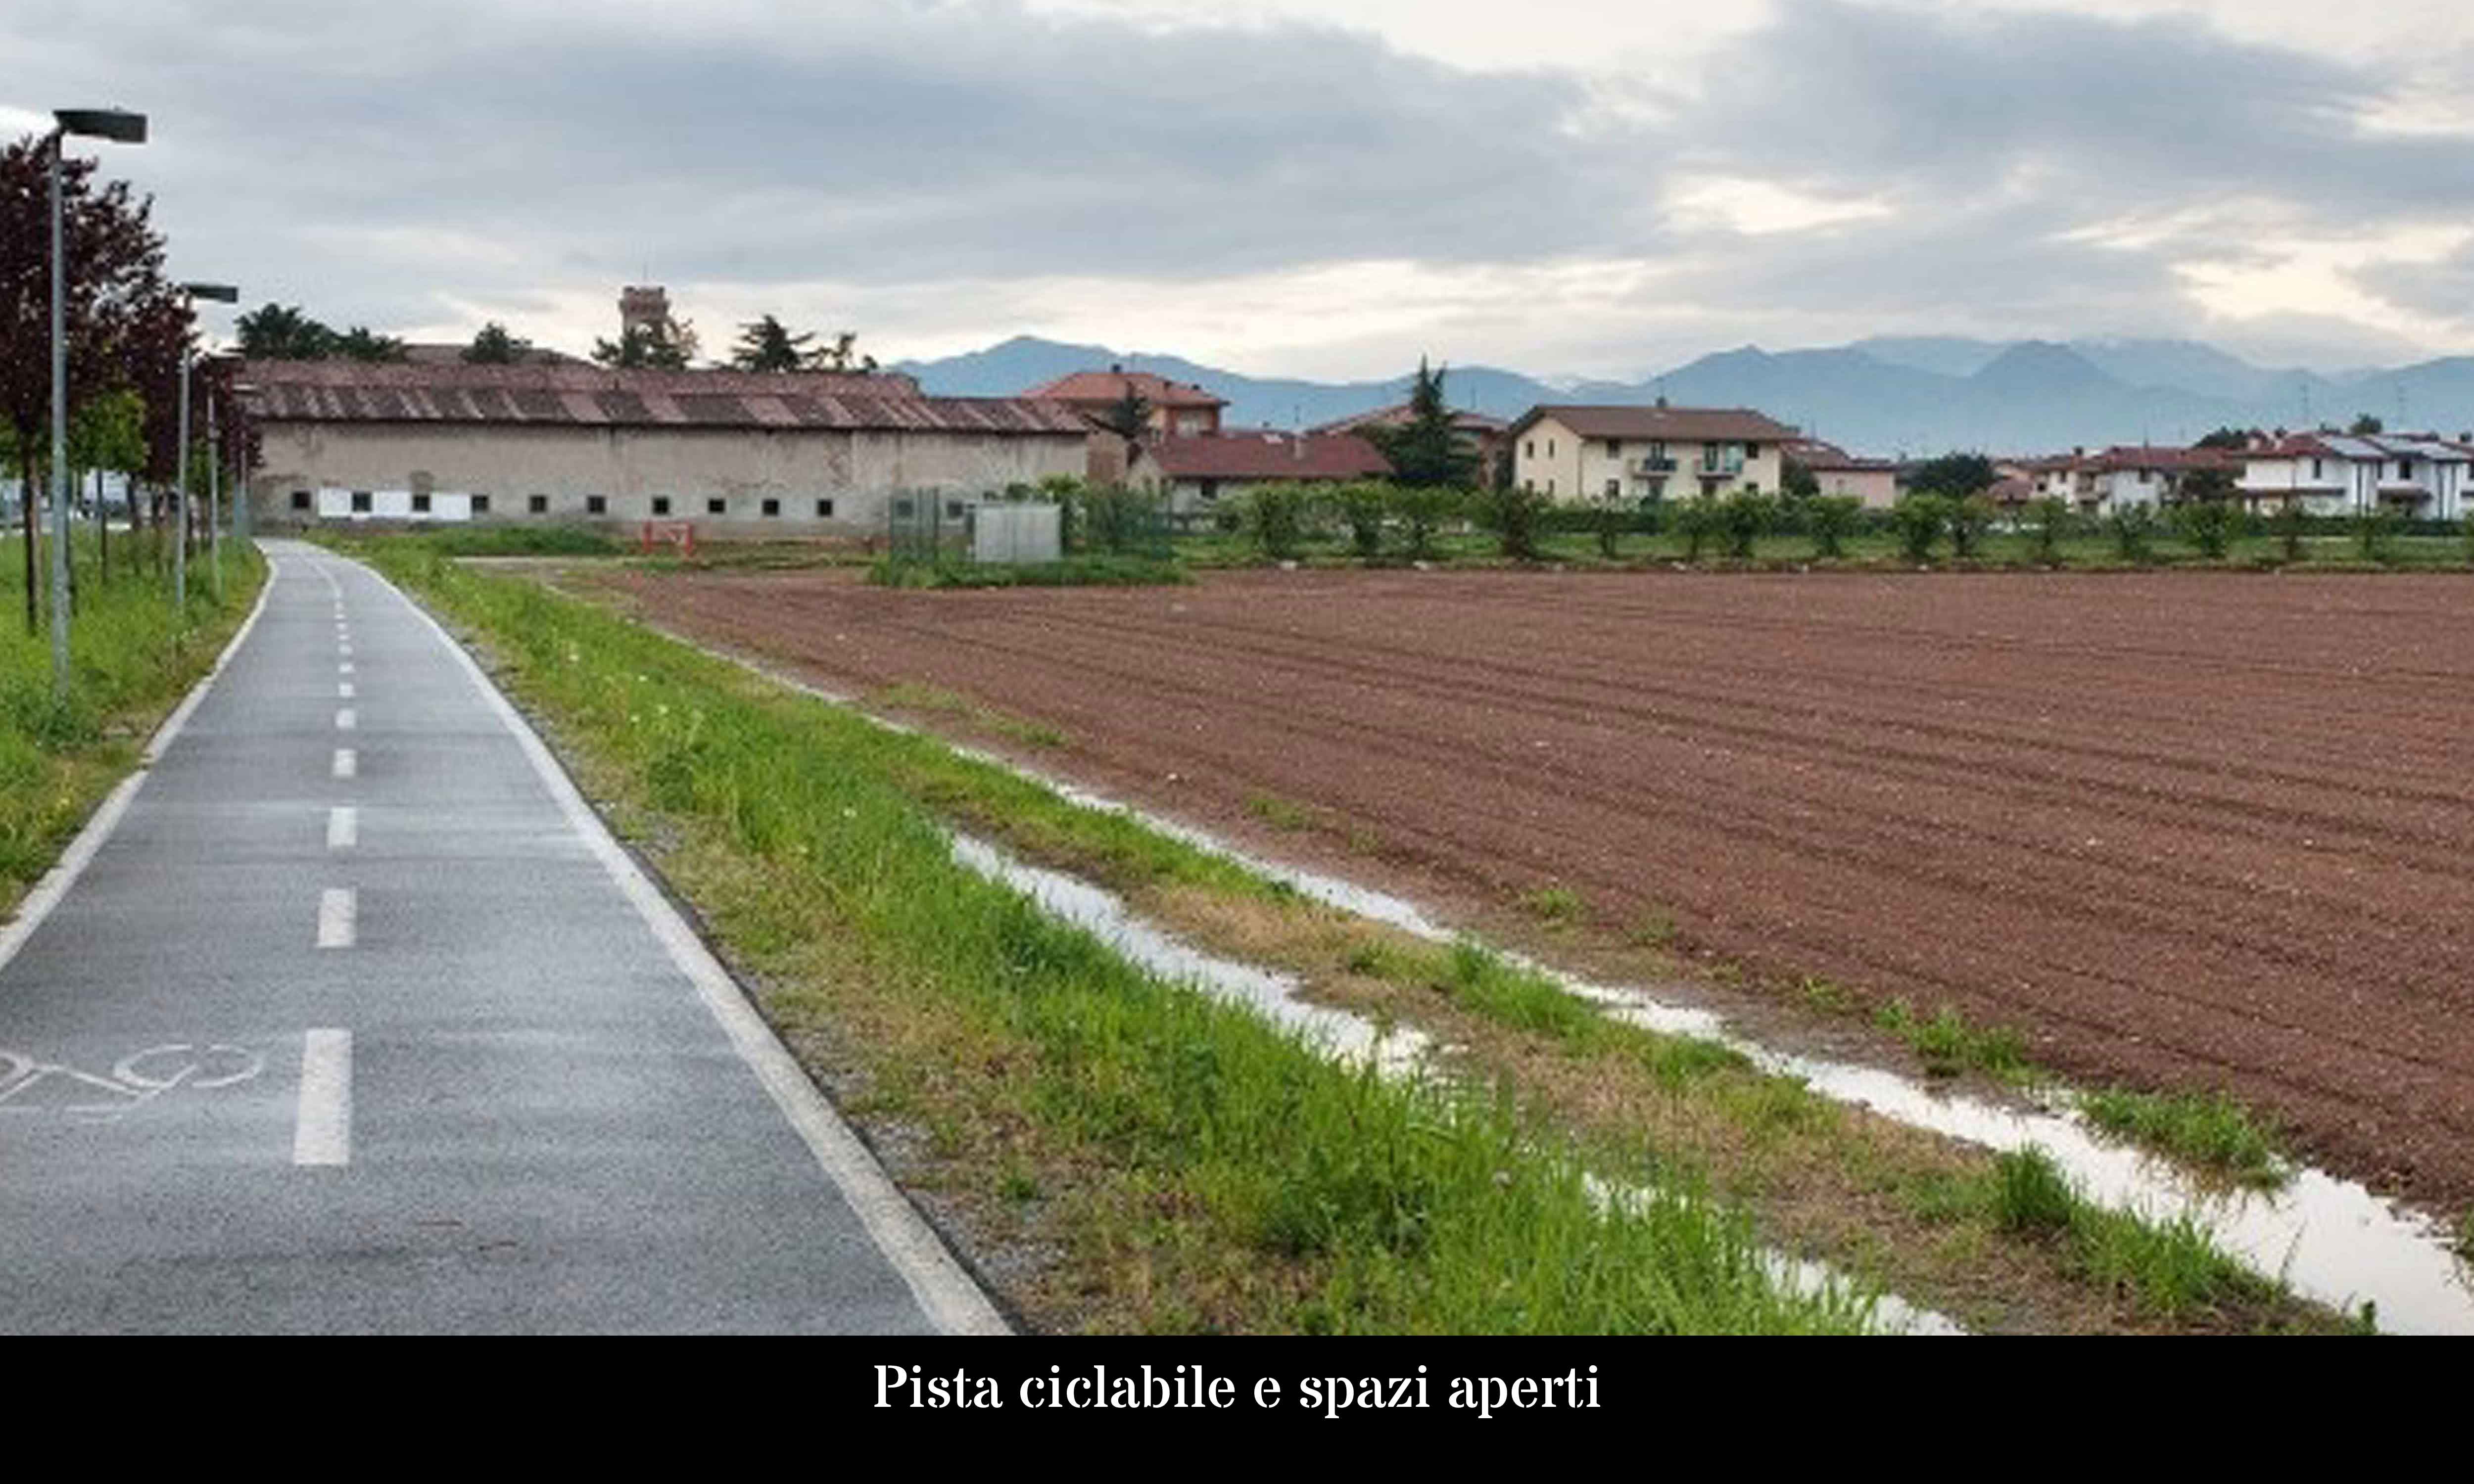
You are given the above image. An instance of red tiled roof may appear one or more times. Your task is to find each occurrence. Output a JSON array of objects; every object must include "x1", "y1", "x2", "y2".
[
  {"x1": 241, "y1": 360, "x2": 1088, "y2": 435},
  {"x1": 1513, "y1": 404, "x2": 1799, "y2": 443},
  {"x1": 1144, "y1": 431, "x2": 1391, "y2": 482},
  {"x1": 1782, "y1": 437, "x2": 1894, "y2": 471},
  {"x1": 1309, "y1": 402, "x2": 1507, "y2": 436},
  {"x1": 2091, "y1": 445, "x2": 2239, "y2": 471},
  {"x1": 1027, "y1": 369, "x2": 1228, "y2": 410}
]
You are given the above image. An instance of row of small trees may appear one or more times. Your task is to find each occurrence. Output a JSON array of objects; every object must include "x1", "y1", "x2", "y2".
[{"x1": 2, "y1": 133, "x2": 247, "y2": 633}]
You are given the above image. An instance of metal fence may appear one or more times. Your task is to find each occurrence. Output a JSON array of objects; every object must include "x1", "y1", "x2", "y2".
[{"x1": 885, "y1": 492, "x2": 1067, "y2": 565}]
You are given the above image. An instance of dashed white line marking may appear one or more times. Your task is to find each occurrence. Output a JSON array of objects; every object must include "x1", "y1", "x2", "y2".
[
  {"x1": 337, "y1": 681, "x2": 355, "y2": 699},
  {"x1": 332, "y1": 748, "x2": 356, "y2": 780},
  {"x1": 292, "y1": 1029, "x2": 352, "y2": 1167},
  {"x1": 317, "y1": 887, "x2": 356, "y2": 949},
  {"x1": 335, "y1": 707, "x2": 356, "y2": 731},
  {"x1": 327, "y1": 805, "x2": 357, "y2": 850},
  {"x1": 338, "y1": 661, "x2": 354, "y2": 676}
]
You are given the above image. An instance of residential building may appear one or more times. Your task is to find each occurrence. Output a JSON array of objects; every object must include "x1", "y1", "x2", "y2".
[
  {"x1": 1311, "y1": 403, "x2": 1508, "y2": 488},
  {"x1": 1508, "y1": 403, "x2": 1797, "y2": 504},
  {"x1": 1783, "y1": 437, "x2": 1900, "y2": 508},
  {"x1": 1025, "y1": 366, "x2": 1228, "y2": 438},
  {"x1": 1129, "y1": 429, "x2": 1391, "y2": 516},
  {"x1": 2237, "y1": 433, "x2": 2474, "y2": 518}
]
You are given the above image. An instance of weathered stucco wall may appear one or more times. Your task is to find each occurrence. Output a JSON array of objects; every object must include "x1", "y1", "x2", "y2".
[{"x1": 248, "y1": 421, "x2": 1088, "y2": 534}]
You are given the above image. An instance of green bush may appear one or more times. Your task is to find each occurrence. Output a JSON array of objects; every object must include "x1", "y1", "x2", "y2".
[
  {"x1": 1718, "y1": 490, "x2": 1776, "y2": 559},
  {"x1": 2273, "y1": 498, "x2": 2310, "y2": 562},
  {"x1": 2106, "y1": 503, "x2": 2157, "y2": 564},
  {"x1": 1806, "y1": 496, "x2": 1861, "y2": 558},
  {"x1": 2174, "y1": 499, "x2": 2241, "y2": 559},
  {"x1": 1470, "y1": 482, "x2": 1553, "y2": 561},
  {"x1": 1673, "y1": 492, "x2": 1722, "y2": 562},
  {"x1": 2026, "y1": 496, "x2": 2072, "y2": 563},
  {"x1": 1084, "y1": 485, "x2": 1165, "y2": 556},
  {"x1": 2353, "y1": 505, "x2": 2400, "y2": 564},
  {"x1": 1243, "y1": 482, "x2": 1315, "y2": 561},
  {"x1": 1948, "y1": 495, "x2": 1995, "y2": 559},
  {"x1": 1330, "y1": 480, "x2": 1392, "y2": 563},
  {"x1": 1890, "y1": 494, "x2": 1949, "y2": 561},
  {"x1": 1390, "y1": 485, "x2": 1463, "y2": 561}
]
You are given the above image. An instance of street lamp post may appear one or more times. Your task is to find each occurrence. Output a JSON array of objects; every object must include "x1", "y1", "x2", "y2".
[
  {"x1": 171, "y1": 283, "x2": 236, "y2": 611},
  {"x1": 47, "y1": 107, "x2": 146, "y2": 698}
]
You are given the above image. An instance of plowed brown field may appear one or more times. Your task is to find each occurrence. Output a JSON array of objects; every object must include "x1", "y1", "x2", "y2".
[{"x1": 601, "y1": 564, "x2": 2474, "y2": 1204}]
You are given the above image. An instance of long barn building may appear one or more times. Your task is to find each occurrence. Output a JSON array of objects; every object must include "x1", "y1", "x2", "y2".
[{"x1": 240, "y1": 359, "x2": 1090, "y2": 537}]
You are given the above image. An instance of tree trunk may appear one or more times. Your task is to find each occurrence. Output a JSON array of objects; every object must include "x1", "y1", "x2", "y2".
[{"x1": 95, "y1": 468, "x2": 107, "y2": 589}]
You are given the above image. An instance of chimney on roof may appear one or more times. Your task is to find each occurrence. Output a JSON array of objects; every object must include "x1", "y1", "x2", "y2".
[
  {"x1": 1110, "y1": 363, "x2": 1123, "y2": 374},
  {"x1": 1655, "y1": 395, "x2": 1668, "y2": 409}
]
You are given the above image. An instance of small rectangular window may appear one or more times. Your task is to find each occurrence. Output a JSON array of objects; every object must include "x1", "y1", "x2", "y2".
[
  {"x1": 707, "y1": 497, "x2": 727, "y2": 516},
  {"x1": 585, "y1": 495, "x2": 607, "y2": 515},
  {"x1": 1606, "y1": 440, "x2": 1621, "y2": 458},
  {"x1": 761, "y1": 498, "x2": 780, "y2": 517},
  {"x1": 1524, "y1": 441, "x2": 1534, "y2": 459},
  {"x1": 290, "y1": 490, "x2": 311, "y2": 510},
  {"x1": 470, "y1": 494, "x2": 490, "y2": 514},
  {"x1": 946, "y1": 499, "x2": 966, "y2": 519},
  {"x1": 893, "y1": 497, "x2": 915, "y2": 519},
  {"x1": 350, "y1": 491, "x2": 372, "y2": 512},
  {"x1": 527, "y1": 495, "x2": 548, "y2": 514},
  {"x1": 814, "y1": 498, "x2": 835, "y2": 518},
  {"x1": 1604, "y1": 479, "x2": 1619, "y2": 498},
  {"x1": 652, "y1": 496, "x2": 671, "y2": 515},
  {"x1": 411, "y1": 492, "x2": 431, "y2": 513}
]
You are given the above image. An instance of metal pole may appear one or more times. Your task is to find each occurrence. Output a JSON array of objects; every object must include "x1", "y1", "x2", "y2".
[
  {"x1": 207, "y1": 390, "x2": 222, "y2": 601},
  {"x1": 47, "y1": 132, "x2": 70, "y2": 697},
  {"x1": 174, "y1": 347, "x2": 189, "y2": 609}
]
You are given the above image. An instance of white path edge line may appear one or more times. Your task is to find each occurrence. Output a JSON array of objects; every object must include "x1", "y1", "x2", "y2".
[
  {"x1": 293, "y1": 1028, "x2": 352, "y2": 1166},
  {"x1": 359, "y1": 553, "x2": 1007, "y2": 1338},
  {"x1": 0, "y1": 548, "x2": 281, "y2": 975}
]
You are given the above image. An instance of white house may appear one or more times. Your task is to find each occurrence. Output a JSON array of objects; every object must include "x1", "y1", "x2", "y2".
[
  {"x1": 1508, "y1": 403, "x2": 1798, "y2": 505},
  {"x1": 2238, "y1": 434, "x2": 2473, "y2": 518}
]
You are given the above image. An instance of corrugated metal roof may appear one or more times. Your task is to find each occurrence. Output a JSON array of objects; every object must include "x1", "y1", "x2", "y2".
[{"x1": 242, "y1": 360, "x2": 1089, "y2": 435}]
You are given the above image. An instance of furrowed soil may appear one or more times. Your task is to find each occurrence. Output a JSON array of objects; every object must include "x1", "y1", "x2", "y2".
[{"x1": 594, "y1": 563, "x2": 2474, "y2": 1209}]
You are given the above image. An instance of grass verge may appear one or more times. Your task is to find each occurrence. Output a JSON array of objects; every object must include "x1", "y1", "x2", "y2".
[
  {"x1": 340, "y1": 532, "x2": 2347, "y2": 1332},
  {"x1": 0, "y1": 533, "x2": 265, "y2": 915},
  {"x1": 333, "y1": 534, "x2": 1866, "y2": 1335},
  {"x1": 2078, "y1": 1088, "x2": 2288, "y2": 1190}
]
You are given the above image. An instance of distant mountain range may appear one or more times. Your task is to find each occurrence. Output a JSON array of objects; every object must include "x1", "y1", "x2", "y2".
[{"x1": 898, "y1": 333, "x2": 2474, "y2": 458}]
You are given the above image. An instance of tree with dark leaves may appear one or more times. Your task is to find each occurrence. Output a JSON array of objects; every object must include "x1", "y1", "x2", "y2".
[
  {"x1": 463, "y1": 321, "x2": 533, "y2": 364},
  {"x1": 1362, "y1": 359, "x2": 1476, "y2": 489},
  {"x1": 1, "y1": 134, "x2": 175, "y2": 631},
  {"x1": 235, "y1": 302, "x2": 334, "y2": 359}
]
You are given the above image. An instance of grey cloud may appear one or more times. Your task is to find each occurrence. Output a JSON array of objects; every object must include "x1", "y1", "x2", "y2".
[
  {"x1": 5, "y1": 0, "x2": 1669, "y2": 319},
  {"x1": 1687, "y1": 0, "x2": 2474, "y2": 220},
  {"x1": 2352, "y1": 247, "x2": 2474, "y2": 325},
  {"x1": 8, "y1": 0, "x2": 2473, "y2": 366}
]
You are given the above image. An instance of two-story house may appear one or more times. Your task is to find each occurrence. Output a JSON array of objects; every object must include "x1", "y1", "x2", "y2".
[
  {"x1": 1508, "y1": 403, "x2": 1798, "y2": 505},
  {"x1": 2238, "y1": 433, "x2": 2473, "y2": 518}
]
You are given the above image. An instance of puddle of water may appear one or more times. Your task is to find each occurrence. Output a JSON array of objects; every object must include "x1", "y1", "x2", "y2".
[
  {"x1": 957, "y1": 765, "x2": 2474, "y2": 1335},
  {"x1": 705, "y1": 640, "x2": 2473, "y2": 1331},
  {"x1": 948, "y1": 829, "x2": 1955, "y2": 1336},
  {"x1": 950, "y1": 833, "x2": 1424, "y2": 1077}
]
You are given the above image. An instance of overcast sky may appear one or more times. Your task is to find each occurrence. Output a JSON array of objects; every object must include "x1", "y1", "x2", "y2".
[{"x1": 9, "y1": 0, "x2": 2474, "y2": 381}]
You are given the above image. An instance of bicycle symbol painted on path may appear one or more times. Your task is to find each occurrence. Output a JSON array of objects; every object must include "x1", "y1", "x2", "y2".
[{"x1": 0, "y1": 1043, "x2": 265, "y2": 1122}]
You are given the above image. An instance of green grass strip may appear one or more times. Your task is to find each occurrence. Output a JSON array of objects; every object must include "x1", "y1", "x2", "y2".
[{"x1": 344, "y1": 535, "x2": 1870, "y2": 1335}]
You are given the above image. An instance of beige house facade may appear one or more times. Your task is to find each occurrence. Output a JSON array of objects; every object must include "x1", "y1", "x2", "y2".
[
  {"x1": 243, "y1": 360, "x2": 1090, "y2": 538},
  {"x1": 1509, "y1": 404, "x2": 1797, "y2": 504}
]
